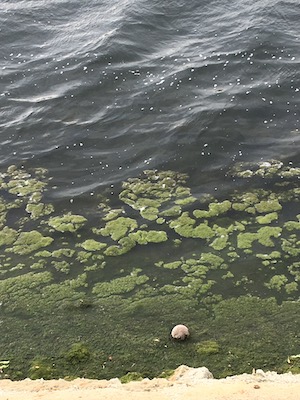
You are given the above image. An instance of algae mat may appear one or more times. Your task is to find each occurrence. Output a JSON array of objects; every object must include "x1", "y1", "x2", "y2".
[{"x1": 0, "y1": 161, "x2": 299, "y2": 380}]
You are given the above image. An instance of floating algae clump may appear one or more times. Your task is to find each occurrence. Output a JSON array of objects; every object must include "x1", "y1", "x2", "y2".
[
  {"x1": 119, "y1": 170, "x2": 195, "y2": 221},
  {"x1": 25, "y1": 202, "x2": 54, "y2": 219},
  {"x1": 209, "y1": 228, "x2": 229, "y2": 250},
  {"x1": 7, "y1": 231, "x2": 54, "y2": 255},
  {"x1": 169, "y1": 212, "x2": 214, "y2": 239},
  {"x1": 128, "y1": 230, "x2": 168, "y2": 245},
  {"x1": 158, "y1": 260, "x2": 182, "y2": 269},
  {"x1": 160, "y1": 205, "x2": 182, "y2": 217},
  {"x1": 92, "y1": 269, "x2": 149, "y2": 297},
  {"x1": 257, "y1": 226, "x2": 282, "y2": 247},
  {"x1": 5, "y1": 171, "x2": 47, "y2": 197},
  {"x1": 255, "y1": 199, "x2": 282, "y2": 213},
  {"x1": 229, "y1": 160, "x2": 284, "y2": 178},
  {"x1": 80, "y1": 239, "x2": 107, "y2": 251},
  {"x1": 284, "y1": 217, "x2": 300, "y2": 231},
  {"x1": 237, "y1": 227, "x2": 282, "y2": 249},
  {"x1": 48, "y1": 213, "x2": 87, "y2": 233},
  {"x1": 256, "y1": 212, "x2": 278, "y2": 224},
  {"x1": 265, "y1": 275, "x2": 288, "y2": 291},
  {"x1": 104, "y1": 237, "x2": 136, "y2": 256},
  {"x1": 51, "y1": 248, "x2": 76, "y2": 258},
  {"x1": 193, "y1": 200, "x2": 232, "y2": 219},
  {"x1": 0, "y1": 227, "x2": 18, "y2": 246},
  {"x1": 51, "y1": 260, "x2": 70, "y2": 273},
  {"x1": 99, "y1": 217, "x2": 138, "y2": 241}
]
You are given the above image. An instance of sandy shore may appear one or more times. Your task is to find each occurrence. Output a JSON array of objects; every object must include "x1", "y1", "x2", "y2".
[{"x1": 1, "y1": 365, "x2": 300, "y2": 400}]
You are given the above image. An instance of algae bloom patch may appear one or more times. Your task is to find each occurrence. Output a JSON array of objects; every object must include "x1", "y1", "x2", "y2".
[
  {"x1": 48, "y1": 213, "x2": 87, "y2": 232},
  {"x1": 0, "y1": 161, "x2": 300, "y2": 380}
]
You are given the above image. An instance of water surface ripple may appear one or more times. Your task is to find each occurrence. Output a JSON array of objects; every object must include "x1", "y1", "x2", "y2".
[{"x1": 1, "y1": 0, "x2": 299, "y2": 199}]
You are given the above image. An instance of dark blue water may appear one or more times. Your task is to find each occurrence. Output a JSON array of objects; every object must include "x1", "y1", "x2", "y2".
[
  {"x1": 1, "y1": 0, "x2": 299, "y2": 199},
  {"x1": 0, "y1": 0, "x2": 300, "y2": 379}
]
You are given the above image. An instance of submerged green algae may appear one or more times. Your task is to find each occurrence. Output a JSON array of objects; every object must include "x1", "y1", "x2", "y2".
[
  {"x1": 92, "y1": 269, "x2": 149, "y2": 297},
  {"x1": 0, "y1": 161, "x2": 300, "y2": 380},
  {"x1": 2, "y1": 294, "x2": 300, "y2": 381}
]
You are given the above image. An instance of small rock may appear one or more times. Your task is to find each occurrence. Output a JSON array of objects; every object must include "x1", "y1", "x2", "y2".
[
  {"x1": 171, "y1": 324, "x2": 190, "y2": 340},
  {"x1": 169, "y1": 365, "x2": 213, "y2": 383}
]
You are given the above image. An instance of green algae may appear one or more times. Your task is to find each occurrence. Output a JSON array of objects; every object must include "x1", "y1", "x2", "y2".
[
  {"x1": 256, "y1": 212, "x2": 278, "y2": 224},
  {"x1": 120, "y1": 372, "x2": 144, "y2": 383},
  {"x1": 40, "y1": 273, "x2": 87, "y2": 308},
  {"x1": 6, "y1": 176, "x2": 46, "y2": 197},
  {"x1": 29, "y1": 358, "x2": 58, "y2": 380},
  {"x1": 25, "y1": 202, "x2": 54, "y2": 219},
  {"x1": 51, "y1": 260, "x2": 70, "y2": 273},
  {"x1": 1, "y1": 293, "x2": 300, "y2": 381},
  {"x1": 285, "y1": 282, "x2": 298, "y2": 294},
  {"x1": 256, "y1": 251, "x2": 281, "y2": 261},
  {"x1": 0, "y1": 271, "x2": 88, "y2": 313},
  {"x1": 222, "y1": 271, "x2": 234, "y2": 279},
  {"x1": 64, "y1": 343, "x2": 91, "y2": 364},
  {"x1": 80, "y1": 240, "x2": 107, "y2": 252},
  {"x1": 159, "y1": 205, "x2": 182, "y2": 217},
  {"x1": 229, "y1": 160, "x2": 284, "y2": 179},
  {"x1": 164, "y1": 261, "x2": 182, "y2": 269},
  {"x1": 92, "y1": 269, "x2": 149, "y2": 297},
  {"x1": 237, "y1": 227, "x2": 282, "y2": 249},
  {"x1": 140, "y1": 207, "x2": 159, "y2": 221},
  {"x1": 104, "y1": 237, "x2": 136, "y2": 256},
  {"x1": 48, "y1": 213, "x2": 87, "y2": 233},
  {"x1": 181, "y1": 262, "x2": 208, "y2": 277},
  {"x1": 119, "y1": 170, "x2": 193, "y2": 220},
  {"x1": 200, "y1": 253, "x2": 226, "y2": 269},
  {"x1": 257, "y1": 226, "x2": 282, "y2": 246},
  {"x1": 99, "y1": 217, "x2": 138, "y2": 241},
  {"x1": 0, "y1": 162, "x2": 300, "y2": 380},
  {"x1": 265, "y1": 275, "x2": 288, "y2": 291},
  {"x1": 0, "y1": 271, "x2": 53, "y2": 311},
  {"x1": 195, "y1": 340, "x2": 220, "y2": 355},
  {"x1": 174, "y1": 196, "x2": 197, "y2": 205},
  {"x1": 193, "y1": 200, "x2": 231, "y2": 219},
  {"x1": 51, "y1": 248, "x2": 76, "y2": 258},
  {"x1": 210, "y1": 233, "x2": 229, "y2": 250},
  {"x1": 169, "y1": 213, "x2": 214, "y2": 239},
  {"x1": 227, "y1": 251, "x2": 239, "y2": 261},
  {"x1": 255, "y1": 199, "x2": 282, "y2": 213},
  {"x1": 284, "y1": 220, "x2": 300, "y2": 231},
  {"x1": 128, "y1": 230, "x2": 168, "y2": 245},
  {"x1": 34, "y1": 250, "x2": 52, "y2": 258},
  {"x1": 30, "y1": 260, "x2": 46, "y2": 270},
  {"x1": 102, "y1": 208, "x2": 124, "y2": 221},
  {"x1": 281, "y1": 237, "x2": 300, "y2": 257},
  {"x1": 7, "y1": 231, "x2": 54, "y2": 255},
  {"x1": 0, "y1": 227, "x2": 18, "y2": 247}
]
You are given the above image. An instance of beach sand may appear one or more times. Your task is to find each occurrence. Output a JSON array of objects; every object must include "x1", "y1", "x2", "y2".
[{"x1": 0, "y1": 365, "x2": 299, "y2": 400}]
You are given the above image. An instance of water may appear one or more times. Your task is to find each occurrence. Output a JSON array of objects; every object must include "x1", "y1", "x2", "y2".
[{"x1": 0, "y1": 0, "x2": 300, "y2": 380}]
